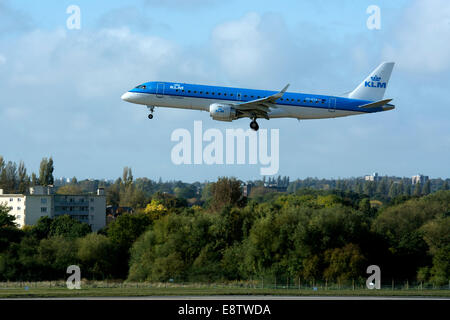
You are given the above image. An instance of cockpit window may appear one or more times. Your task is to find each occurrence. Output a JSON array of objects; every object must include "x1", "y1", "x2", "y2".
[{"x1": 135, "y1": 85, "x2": 146, "y2": 89}]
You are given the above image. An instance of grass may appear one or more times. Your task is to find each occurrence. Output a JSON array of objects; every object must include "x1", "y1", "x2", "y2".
[{"x1": 0, "y1": 282, "x2": 449, "y2": 298}]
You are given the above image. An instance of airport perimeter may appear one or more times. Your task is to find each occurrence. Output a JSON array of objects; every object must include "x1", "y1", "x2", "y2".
[{"x1": 1, "y1": 281, "x2": 449, "y2": 299}]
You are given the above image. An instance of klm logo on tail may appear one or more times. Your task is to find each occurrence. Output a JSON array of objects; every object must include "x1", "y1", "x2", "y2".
[{"x1": 365, "y1": 75, "x2": 386, "y2": 88}]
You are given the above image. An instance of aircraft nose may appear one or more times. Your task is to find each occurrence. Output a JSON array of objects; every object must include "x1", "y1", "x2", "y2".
[{"x1": 121, "y1": 92, "x2": 133, "y2": 102}]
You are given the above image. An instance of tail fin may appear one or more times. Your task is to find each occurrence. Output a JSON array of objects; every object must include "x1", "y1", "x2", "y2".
[{"x1": 348, "y1": 62, "x2": 394, "y2": 101}]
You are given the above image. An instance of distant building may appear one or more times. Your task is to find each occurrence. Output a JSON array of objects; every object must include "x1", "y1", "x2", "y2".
[
  {"x1": 364, "y1": 172, "x2": 380, "y2": 182},
  {"x1": 0, "y1": 186, "x2": 106, "y2": 231},
  {"x1": 412, "y1": 174, "x2": 429, "y2": 185},
  {"x1": 242, "y1": 183, "x2": 252, "y2": 197},
  {"x1": 263, "y1": 183, "x2": 287, "y2": 192}
]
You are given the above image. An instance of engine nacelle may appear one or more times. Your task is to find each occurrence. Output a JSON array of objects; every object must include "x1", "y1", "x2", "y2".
[{"x1": 209, "y1": 103, "x2": 237, "y2": 122}]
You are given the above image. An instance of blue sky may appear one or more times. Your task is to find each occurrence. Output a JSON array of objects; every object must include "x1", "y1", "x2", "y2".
[{"x1": 0, "y1": 0, "x2": 449, "y2": 182}]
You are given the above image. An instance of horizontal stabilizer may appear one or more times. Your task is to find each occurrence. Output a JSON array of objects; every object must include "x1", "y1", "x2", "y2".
[{"x1": 358, "y1": 98, "x2": 392, "y2": 109}]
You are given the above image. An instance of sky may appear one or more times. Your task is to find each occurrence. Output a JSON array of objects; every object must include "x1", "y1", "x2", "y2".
[{"x1": 0, "y1": 0, "x2": 449, "y2": 182}]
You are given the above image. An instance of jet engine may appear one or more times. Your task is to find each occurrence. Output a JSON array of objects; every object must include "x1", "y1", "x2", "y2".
[{"x1": 209, "y1": 103, "x2": 237, "y2": 121}]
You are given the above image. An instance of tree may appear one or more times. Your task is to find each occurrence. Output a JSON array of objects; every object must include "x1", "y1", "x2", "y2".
[
  {"x1": 39, "y1": 158, "x2": 48, "y2": 186},
  {"x1": 323, "y1": 243, "x2": 366, "y2": 283},
  {"x1": 56, "y1": 184, "x2": 83, "y2": 195},
  {"x1": 38, "y1": 157, "x2": 54, "y2": 186},
  {"x1": 0, "y1": 204, "x2": 16, "y2": 228},
  {"x1": 209, "y1": 177, "x2": 243, "y2": 211},
  {"x1": 47, "y1": 157, "x2": 54, "y2": 186},
  {"x1": 31, "y1": 173, "x2": 37, "y2": 186},
  {"x1": 77, "y1": 233, "x2": 117, "y2": 279},
  {"x1": 49, "y1": 215, "x2": 91, "y2": 238},
  {"x1": 17, "y1": 161, "x2": 29, "y2": 194},
  {"x1": 422, "y1": 180, "x2": 431, "y2": 195},
  {"x1": 413, "y1": 182, "x2": 422, "y2": 197},
  {"x1": 442, "y1": 181, "x2": 449, "y2": 191},
  {"x1": 421, "y1": 217, "x2": 450, "y2": 285}
]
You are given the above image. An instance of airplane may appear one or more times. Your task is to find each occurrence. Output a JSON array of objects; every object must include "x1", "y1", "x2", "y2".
[{"x1": 121, "y1": 62, "x2": 395, "y2": 131}]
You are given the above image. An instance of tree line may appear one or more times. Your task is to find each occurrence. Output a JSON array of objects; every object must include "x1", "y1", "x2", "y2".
[{"x1": 1, "y1": 174, "x2": 449, "y2": 286}]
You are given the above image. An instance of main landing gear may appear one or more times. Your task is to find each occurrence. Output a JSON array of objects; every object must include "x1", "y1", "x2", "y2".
[
  {"x1": 147, "y1": 106, "x2": 155, "y2": 119},
  {"x1": 250, "y1": 118, "x2": 259, "y2": 131}
]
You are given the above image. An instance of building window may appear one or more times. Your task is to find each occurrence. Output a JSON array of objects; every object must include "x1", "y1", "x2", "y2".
[
  {"x1": 17, "y1": 215, "x2": 21, "y2": 219},
  {"x1": 41, "y1": 198, "x2": 47, "y2": 204},
  {"x1": 90, "y1": 198, "x2": 94, "y2": 202},
  {"x1": 18, "y1": 198, "x2": 21, "y2": 202},
  {"x1": 9, "y1": 198, "x2": 13, "y2": 202},
  {"x1": 17, "y1": 207, "x2": 21, "y2": 210},
  {"x1": 41, "y1": 207, "x2": 47, "y2": 213},
  {"x1": 90, "y1": 207, "x2": 94, "y2": 211}
]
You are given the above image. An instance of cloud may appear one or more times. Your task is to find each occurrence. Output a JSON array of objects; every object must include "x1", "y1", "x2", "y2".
[
  {"x1": 383, "y1": 0, "x2": 450, "y2": 74},
  {"x1": 0, "y1": 4, "x2": 449, "y2": 180},
  {"x1": 0, "y1": 1, "x2": 33, "y2": 34},
  {"x1": 0, "y1": 54, "x2": 5, "y2": 65},
  {"x1": 144, "y1": 0, "x2": 225, "y2": 10}
]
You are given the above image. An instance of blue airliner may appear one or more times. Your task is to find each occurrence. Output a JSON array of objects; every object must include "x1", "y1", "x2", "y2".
[{"x1": 121, "y1": 62, "x2": 395, "y2": 131}]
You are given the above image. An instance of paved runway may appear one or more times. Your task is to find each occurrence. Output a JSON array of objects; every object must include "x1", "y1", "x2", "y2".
[{"x1": 3, "y1": 295, "x2": 449, "y2": 300}]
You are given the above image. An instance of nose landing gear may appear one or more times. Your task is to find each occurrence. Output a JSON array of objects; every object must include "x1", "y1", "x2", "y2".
[{"x1": 147, "y1": 106, "x2": 155, "y2": 119}]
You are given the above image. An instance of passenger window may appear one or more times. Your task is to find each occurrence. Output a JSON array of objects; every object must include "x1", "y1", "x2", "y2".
[
  {"x1": 194, "y1": 91, "x2": 197, "y2": 93},
  {"x1": 188, "y1": 90, "x2": 191, "y2": 93},
  {"x1": 230, "y1": 93, "x2": 233, "y2": 96},
  {"x1": 176, "y1": 89, "x2": 178, "y2": 92},
  {"x1": 212, "y1": 92, "x2": 215, "y2": 95},
  {"x1": 224, "y1": 93, "x2": 227, "y2": 96},
  {"x1": 218, "y1": 93, "x2": 221, "y2": 95},
  {"x1": 206, "y1": 92, "x2": 209, "y2": 94}
]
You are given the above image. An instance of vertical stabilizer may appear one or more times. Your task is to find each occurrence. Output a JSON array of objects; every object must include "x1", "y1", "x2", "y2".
[{"x1": 348, "y1": 62, "x2": 394, "y2": 101}]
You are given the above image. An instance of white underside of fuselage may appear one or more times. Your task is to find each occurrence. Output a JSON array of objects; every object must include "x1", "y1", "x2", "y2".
[{"x1": 127, "y1": 93, "x2": 364, "y2": 120}]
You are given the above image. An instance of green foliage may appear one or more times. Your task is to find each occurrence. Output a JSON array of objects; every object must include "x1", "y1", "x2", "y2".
[
  {"x1": 38, "y1": 157, "x2": 54, "y2": 187},
  {"x1": 56, "y1": 184, "x2": 83, "y2": 195},
  {"x1": 77, "y1": 233, "x2": 117, "y2": 279},
  {"x1": 0, "y1": 204, "x2": 16, "y2": 228},
  {"x1": 49, "y1": 215, "x2": 91, "y2": 238},
  {"x1": 209, "y1": 177, "x2": 243, "y2": 211}
]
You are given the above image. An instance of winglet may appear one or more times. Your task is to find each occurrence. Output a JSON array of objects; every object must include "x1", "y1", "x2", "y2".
[{"x1": 272, "y1": 83, "x2": 290, "y2": 99}]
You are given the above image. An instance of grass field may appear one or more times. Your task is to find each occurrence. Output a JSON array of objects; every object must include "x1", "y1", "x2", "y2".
[{"x1": 0, "y1": 283, "x2": 449, "y2": 298}]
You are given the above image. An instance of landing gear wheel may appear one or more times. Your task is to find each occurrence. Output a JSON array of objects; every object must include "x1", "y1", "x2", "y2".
[
  {"x1": 250, "y1": 120, "x2": 259, "y2": 131},
  {"x1": 147, "y1": 105, "x2": 155, "y2": 120}
]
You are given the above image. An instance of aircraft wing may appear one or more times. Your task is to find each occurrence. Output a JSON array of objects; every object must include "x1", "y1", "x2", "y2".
[{"x1": 231, "y1": 84, "x2": 290, "y2": 119}]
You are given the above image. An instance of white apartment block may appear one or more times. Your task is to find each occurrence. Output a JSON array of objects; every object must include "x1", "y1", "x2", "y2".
[
  {"x1": 412, "y1": 174, "x2": 429, "y2": 185},
  {"x1": 364, "y1": 172, "x2": 380, "y2": 182},
  {"x1": 0, "y1": 186, "x2": 106, "y2": 231}
]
